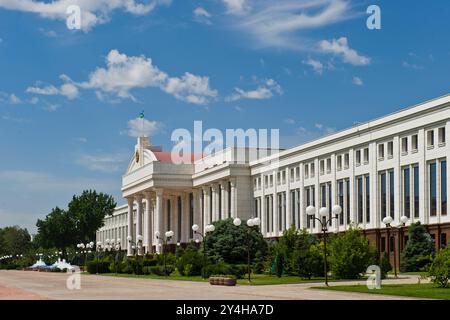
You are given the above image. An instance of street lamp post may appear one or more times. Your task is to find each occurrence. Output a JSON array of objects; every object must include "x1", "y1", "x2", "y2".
[
  {"x1": 155, "y1": 231, "x2": 174, "y2": 276},
  {"x1": 127, "y1": 235, "x2": 143, "y2": 274},
  {"x1": 306, "y1": 204, "x2": 342, "y2": 286},
  {"x1": 192, "y1": 224, "x2": 215, "y2": 279},
  {"x1": 382, "y1": 215, "x2": 409, "y2": 278},
  {"x1": 233, "y1": 217, "x2": 261, "y2": 283},
  {"x1": 77, "y1": 242, "x2": 94, "y2": 271}
]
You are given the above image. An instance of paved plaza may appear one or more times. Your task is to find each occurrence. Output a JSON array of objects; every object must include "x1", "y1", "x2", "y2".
[{"x1": 0, "y1": 270, "x2": 425, "y2": 300}]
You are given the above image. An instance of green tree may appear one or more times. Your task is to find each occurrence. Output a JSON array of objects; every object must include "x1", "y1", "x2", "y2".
[
  {"x1": 68, "y1": 190, "x2": 116, "y2": 243},
  {"x1": 400, "y1": 222, "x2": 435, "y2": 272},
  {"x1": 380, "y1": 252, "x2": 392, "y2": 279},
  {"x1": 204, "y1": 218, "x2": 267, "y2": 265},
  {"x1": 0, "y1": 226, "x2": 32, "y2": 256},
  {"x1": 329, "y1": 226, "x2": 377, "y2": 279},
  {"x1": 428, "y1": 247, "x2": 450, "y2": 288},
  {"x1": 35, "y1": 207, "x2": 77, "y2": 257}
]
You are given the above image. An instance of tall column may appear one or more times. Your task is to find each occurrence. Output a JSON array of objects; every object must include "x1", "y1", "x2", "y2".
[
  {"x1": 172, "y1": 195, "x2": 179, "y2": 242},
  {"x1": 202, "y1": 187, "x2": 209, "y2": 227},
  {"x1": 135, "y1": 194, "x2": 144, "y2": 255},
  {"x1": 145, "y1": 192, "x2": 153, "y2": 253},
  {"x1": 193, "y1": 189, "x2": 202, "y2": 235},
  {"x1": 230, "y1": 179, "x2": 237, "y2": 218},
  {"x1": 220, "y1": 182, "x2": 226, "y2": 221},
  {"x1": 210, "y1": 185, "x2": 217, "y2": 222},
  {"x1": 260, "y1": 174, "x2": 266, "y2": 237},
  {"x1": 155, "y1": 189, "x2": 163, "y2": 254},
  {"x1": 127, "y1": 197, "x2": 134, "y2": 256},
  {"x1": 223, "y1": 182, "x2": 229, "y2": 219}
]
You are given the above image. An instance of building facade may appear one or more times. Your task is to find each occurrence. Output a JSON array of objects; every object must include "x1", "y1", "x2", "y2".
[{"x1": 97, "y1": 94, "x2": 450, "y2": 262}]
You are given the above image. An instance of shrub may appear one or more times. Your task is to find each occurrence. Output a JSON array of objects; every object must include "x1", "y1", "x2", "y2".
[
  {"x1": 204, "y1": 218, "x2": 268, "y2": 265},
  {"x1": 149, "y1": 265, "x2": 175, "y2": 276},
  {"x1": 400, "y1": 222, "x2": 435, "y2": 272},
  {"x1": 176, "y1": 247, "x2": 203, "y2": 276},
  {"x1": 380, "y1": 252, "x2": 392, "y2": 279},
  {"x1": 275, "y1": 253, "x2": 284, "y2": 278},
  {"x1": 294, "y1": 242, "x2": 324, "y2": 279},
  {"x1": 203, "y1": 261, "x2": 229, "y2": 278},
  {"x1": 142, "y1": 266, "x2": 152, "y2": 275},
  {"x1": 121, "y1": 257, "x2": 143, "y2": 275},
  {"x1": 428, "y1": 247, "x2": 450, "y2": 288},
  {"x1": 86, "y1": 259, "x2": 111, "y2": 274},
  {"x1": 329, "y1": 226, "x2": 377, "y2": 279}
]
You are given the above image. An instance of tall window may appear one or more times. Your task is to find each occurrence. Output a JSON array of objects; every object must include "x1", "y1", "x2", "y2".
[
  {"x1": 218, "y1": 186, "x2": 222, "y2": 220},
  {"x1": 209, "y1": 187, "x2": 213, "y2": 222},
  {"x1": 430, "y1": 162, "x2": 437, "y2": 216},
  {"x1": 327, "y1": 183, "x2": 332, "y2": 225},
  {"x1": 380, "y1": 172, "x2": 387, "y2": 219},
  {"x1": 346, "y1": 180, "x2": 350, "y2": 224},
  {"x1": 177, "y1": 197, "x2": 182, "y2": 242},
  {"x1": 338, "y1": 181, "x2": 344, "y2": 225},
  {"x1": 167, "y1": 199, "x2": 171, "y2": 231},
  {"x1": 278, "y1": 193, "x2": 283, "y2": 232},
  {"x1": 414, "y1": 165, "x2": 420, "y2": 218},
  {"x1": 265, "y1": 196, "x2": 270, "y2": 233},
  {"x1": 189, "y1": 193, "x2": 194, "y2": 239},
  {"x1": 404, "y1": 167, "x2": 411, "y2": 218},
  {"x1": 306, "y1": 186, "x2": 315, "y2": 228},
  {"x1": 389, "y1": 171, "x2": 395, "y2": 219},
  {"x1": 365, "y1": 176, "x2": 370, "y2": 223},
  {"x1": 442, "y1": 160, "x2": 447, "y2": 216},
  {"x1": 357, "y1": 177, "x2": 363, "y2": 223},
  {"x1": 291, "y1": 190, "x2": 296, "y2": 227}
]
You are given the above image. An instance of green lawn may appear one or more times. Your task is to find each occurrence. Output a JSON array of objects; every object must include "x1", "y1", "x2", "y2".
[
  {"x1": 315, "y1": 283, "x2": 450, "y2": 300},
  {"x1": 93, "y1": 272, "x2": 333, "y2": 285}
]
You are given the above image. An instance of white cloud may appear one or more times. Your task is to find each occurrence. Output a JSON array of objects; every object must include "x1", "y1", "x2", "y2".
[
  {"x1": 352, "y1": 76, "x2": 363, "y2": 86},
  {"x1": 284, "y1": 118, "x2": 296, "y2": 125},
  {"x1": 222, "y1": 0, "x2": 249, "y2": 15},
  {"x1": 78, "y1": 49, "x2": 217, "y2": 104},
  {"x1": 319, "y1": 37, "x2": 370, "y2": 66},
  {"x1": 26, "y1": 77, "x2": 79, "y2": 100},
  {"x1": 126, "y1": 117, "x2": 163, "y2": 138},
  {"x1": 76, "y1": 152, "x2": 129, "y2": 173},
  {"x1": 194, "y1": 7, "x2": 212, "y2": 24},
  {"x1": 9, "y1": 94, "x2": 22, "y2": 104},
  {"x1": 226, "y1": 78, "x2": 282, "y2": 102},
  {"x1": 234, "y1": 0, "x2": 352, "y2": 49},
  {"x1": 0, "y1": 0, "x2": 172, "y2": 31},
  {"x1": 303, "y1": 58, "x2": 324, "y2": 74},
  {"x1": 402, "y1": 61, "x2": 424, "y2": 70}
]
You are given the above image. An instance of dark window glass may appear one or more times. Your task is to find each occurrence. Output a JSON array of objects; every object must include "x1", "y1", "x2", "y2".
[
  {"x1": 338, "y1": 181, "x2": 344, "y2": 225},
  {"x1": 430, "y1": 163, "x2": 437, "y2": 216},
  {"x1": 291, "y1": 191, "x2": 296, "y2": 227},
  {"x1": 306, "y1": 188, "x2": 311, "y2": 228},
  {"x1": 441, "y1": 233, "x2": 447, "y2": 248},
  {"x1": 189, "y1": 193, "x2": 194, "y2": 239},
  {"x1": 177, "y1": 197, "x2": 182, "y2": 242},
  {"x1": 228, "y1": 182, "x2": 232, "y2": 218},
  {"x1": 266, "y1": 196, "x2": 270, "y2": 233},
  {"x1": 441, "y1": 160, "x2": 447, "y2": 216},
  {"x1": 321, "y1": 184, "x2": 327, "y2": 207},
  {"x1": 404, "y1": 167, "x2": 410, "y2": 218},
  {"x1": 390, "y1": 236, "x2": 395, "y2": 252},
  {"x1": 381, "y1": 237, "x2": 386, "y2": 252},
  {"x1": 328, "y1": 183, "x2": 332, "y2": 225},
  {"x1": 167, "y1": 199, "x2": 171, "y2": 231},
  {"x1": 365, "y1": 176, "x2": 370, "y2": 223},
  {"x1": 278, "y1": 194, "x2": 283, "y2": 232},
  {"x1": 389, "y1": 171, "x2": 395, "y2": 219},
  {"x1": 381, "y1": 173, "x2": 387, "y2": 219},
  {"x1": 218, "y1": 187, "x2": 222, "y2": 220},
  {"x1": 346, "y1": 180, "x2": 350, "y2": 224},
  {"x1": 414, "y1": 166, "x2": 420, "y2": 218},
  {"x1": 357, "y1": 177, "x2": 363, "y2": 223}
]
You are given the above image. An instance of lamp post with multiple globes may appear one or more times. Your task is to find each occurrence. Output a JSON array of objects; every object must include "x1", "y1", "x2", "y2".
[
  {"x1": 306, "y1": 204, "x2": 342, "y2": 286},
  {"x1": 77, "y1": 242, "x2": 94, "y2": 270},
  {"x1": 382, "y1": 215, "x2": 409, "y2": 278},
  {"x1": 191, "y1": 223, "x2": 215, "y2": 279},
  {"x1": 155, "y1": 231, "x2": 174, "y2": 276},
  {"x1": 233, "y1": 217, "x2": 261, "y2": 283}
]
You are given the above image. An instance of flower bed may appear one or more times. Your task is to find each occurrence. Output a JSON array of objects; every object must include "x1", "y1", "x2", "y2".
[{"x1": 209, "y1": 275, "x2": 237, "y2": 286}]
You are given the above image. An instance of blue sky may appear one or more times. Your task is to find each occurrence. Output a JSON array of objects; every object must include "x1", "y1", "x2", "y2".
[{"x1": 0, "y1": 0, "x2": 449, "y2": 233}]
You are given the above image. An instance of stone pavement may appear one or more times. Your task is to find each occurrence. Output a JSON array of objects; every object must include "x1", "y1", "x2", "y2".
[{"x1": 0, "y1": 270, "x2": 426, "y2": 300}]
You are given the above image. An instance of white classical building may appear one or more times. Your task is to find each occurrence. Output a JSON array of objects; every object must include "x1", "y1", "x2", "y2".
[{"x1": 97, "y1": 94, "x2": 450, "y2": 261}]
